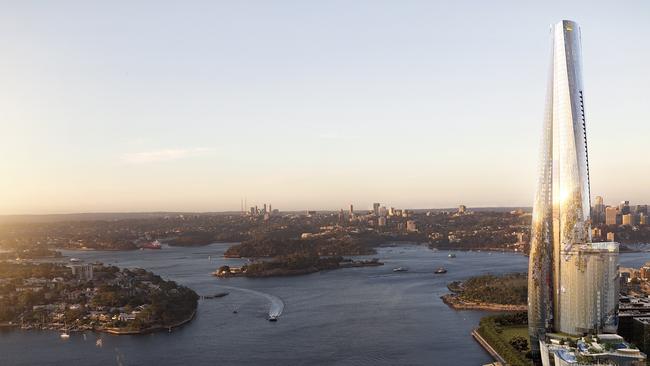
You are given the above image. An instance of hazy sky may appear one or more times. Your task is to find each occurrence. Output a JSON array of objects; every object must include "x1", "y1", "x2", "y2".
[{"x1": 1, "y1": 1, "x2": 649, "y2": 214}]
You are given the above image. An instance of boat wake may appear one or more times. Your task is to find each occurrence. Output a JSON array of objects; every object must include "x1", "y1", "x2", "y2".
[{"x1": 218, "y1": 285, "x2": 284, "y2": 318}]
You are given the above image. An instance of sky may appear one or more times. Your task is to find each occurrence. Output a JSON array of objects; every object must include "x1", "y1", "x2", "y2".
[{"x1": 1, "y1": 1, "x2": 649, "y2": 214}]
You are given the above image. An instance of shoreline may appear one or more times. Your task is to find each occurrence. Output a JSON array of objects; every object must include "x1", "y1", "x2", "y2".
[
  {"x1": 99, "y1": 309, "x2": 197, "y2": 335},
  {"x1": 471, "y1": 328, "x2": 508, "y2": 364},
  {"x1": 11, "y1": 309, "x2": 198, "y2": 335},
  {"x1": 216, "y1": 260, "x2": 384, "y2": 278},
  {"x1": 441, "y1": 294, "x2": 527, "y2": 312}
]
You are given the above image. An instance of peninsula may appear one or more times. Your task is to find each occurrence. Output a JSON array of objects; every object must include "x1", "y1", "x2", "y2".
[
  {"x1": 442, "y1": 273, "x2": 527, "y2": 311},
  {"x1": 0, "y1": 262, "x2": 198, "y2": 334}
]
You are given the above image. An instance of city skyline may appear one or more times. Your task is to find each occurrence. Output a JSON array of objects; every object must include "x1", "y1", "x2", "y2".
[{"x1": 2, "y1": 1, "x2": 650, "y2": 215}]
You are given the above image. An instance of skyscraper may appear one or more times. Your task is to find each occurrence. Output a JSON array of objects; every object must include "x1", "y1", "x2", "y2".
[
  {"x1": 593, "y1": 195, "x2": 605, "y2": 224},
  {"x1": 528, "y1": 20, "x2": 620, "y2": 357},
  {"x1": 606, "y1": 206, "x2": 620, "y2": 225},
  {"x1": 372, "y1": 203, "x2": 380, "y2": 217}
]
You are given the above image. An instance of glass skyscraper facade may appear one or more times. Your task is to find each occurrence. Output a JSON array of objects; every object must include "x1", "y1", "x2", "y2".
[{"x1": 528, "y1": 20, "x2": 620, "y2": 356}]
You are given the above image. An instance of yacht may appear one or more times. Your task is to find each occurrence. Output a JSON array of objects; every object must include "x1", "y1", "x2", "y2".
[
  {"x1": 434, "y1": 267, "x2": 447, "y2": 274},
  {"x1": 392, "y1": 267, "x2": 408, "y2": 272},
  {"x1": 140, "y1": 240, "x2": 162, "y2": 250}
]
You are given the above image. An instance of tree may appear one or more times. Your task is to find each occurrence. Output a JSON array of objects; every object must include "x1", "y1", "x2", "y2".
[{"x1": 510, "y1": 336, "x2": 528, "y2": 352}]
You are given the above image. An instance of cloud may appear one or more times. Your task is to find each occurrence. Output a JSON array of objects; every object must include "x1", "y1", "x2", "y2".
[{"x1": 122, "y1": 147, "x2": 214, "y2": 164}]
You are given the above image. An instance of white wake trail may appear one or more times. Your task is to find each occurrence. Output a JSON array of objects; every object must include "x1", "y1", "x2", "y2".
[{"x1": 218, "y1": 285, "x2": 284, "y2": 318}]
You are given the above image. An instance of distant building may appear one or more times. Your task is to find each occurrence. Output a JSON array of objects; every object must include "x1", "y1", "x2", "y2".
[
  {"x1": 606, "y1": 206, "x2": 620, "y2": 225},
  {"x1": 69, "y1": 264, "x2": 93, "y2": 281},
  {"x1": 372, "y1": 203, "x2": 380, "y2": 217},
  {"x1": 378, "y1": 216, "x2": 387, "y2": 227},
  {"x1": 593, "y1": 196, "x2": 605, "y2": 224},
  {"x1": 607, "y1": 232, "x2": 616, "y2": 242},
  {"x1": 349, "y1": 204, "x2": 354, "y2": 216},
  {"x1": 592, "y1": 227, "x2": 602, "y2": 239},
  {"x1": 406, "y1": 220, "x2": 417, "y2": 232},
  {"x1": 641, "y1": 214, "x2": 648, "y2": 226},
  {"x1": 623, "y1": 213, "x2": 635, "y2": 226},
  {"x1": 379, "y1": 206, "x2": 387, "y2": 217},
  {"x1": 640, "y1": 265, "x2": 650, "y2": 281},
  {"x1": 458, "y1": 205, "x2": 467, "y2": 214},
  {"x1": 620, "y1": 200, "x2": 631, "y2": 215}
]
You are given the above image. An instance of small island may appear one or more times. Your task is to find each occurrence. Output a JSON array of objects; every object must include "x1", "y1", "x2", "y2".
[
  {"x1": 442, "y1": 272, "x2": 527, "y2": 311},
  {"x1": 215, "y1": 255, "x2": 383, "y2": 278},
  {"x1": 0, "y1": 261, "x2": 198, "y2": 334}
]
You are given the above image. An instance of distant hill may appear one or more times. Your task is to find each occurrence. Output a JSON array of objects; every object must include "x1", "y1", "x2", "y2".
[
  {"x1": 0, "y1": 212, "x2": 239, "y2": 224},
  {"x1": 0, "y1": 207, "x2": 532, "y2": 224}
]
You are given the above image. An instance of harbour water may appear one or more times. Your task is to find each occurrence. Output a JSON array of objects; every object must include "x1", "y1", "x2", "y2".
[{"x1": 2, "y1": 244, "x2": 649, "y2": 365}]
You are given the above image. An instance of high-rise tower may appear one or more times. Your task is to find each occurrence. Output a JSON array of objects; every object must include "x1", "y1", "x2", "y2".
[{"x1": 528, "y1": 20, "x2": 620, "y2": 357}]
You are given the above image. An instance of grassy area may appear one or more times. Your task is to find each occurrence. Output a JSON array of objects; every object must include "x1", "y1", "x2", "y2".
[
  {"x1": 477, "y1": 313, "x2": 532, "y2": 366},
  {"x1": 501, "y1": 326, "x2": 530, "y2": 345},
  {"x1": 459, "y1": 273, "x2": 527, "y2": 305}
]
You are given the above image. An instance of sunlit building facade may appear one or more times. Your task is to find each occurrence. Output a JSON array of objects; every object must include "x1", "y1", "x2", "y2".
[{"x1": 528, "y1": 20, "x2": 621, "y2": 358}]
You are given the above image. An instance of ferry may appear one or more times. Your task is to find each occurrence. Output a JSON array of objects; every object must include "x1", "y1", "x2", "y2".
[
  {"x1": 434, "y1": 267, "x2": 448, "y2": 274},
  {"x1": 140, "y1": 240, "x2": 162, "y2": 250},
  {"x1": 392, "y1": 267, "x2": 408, "y2": 272}
]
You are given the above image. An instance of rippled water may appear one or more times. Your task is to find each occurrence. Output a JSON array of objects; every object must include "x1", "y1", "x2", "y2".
[{"x1": 3, "y1": 244, "x2": 649, "y2": 366}]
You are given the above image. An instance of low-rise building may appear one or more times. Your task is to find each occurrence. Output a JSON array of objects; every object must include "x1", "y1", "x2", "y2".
[{"x1": 540, "y1": 334, "x2": 646, "y2": 366}]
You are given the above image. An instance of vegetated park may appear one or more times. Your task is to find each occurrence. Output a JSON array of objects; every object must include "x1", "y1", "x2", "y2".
[{"x1": 477, "y1": 312, "x2": 531, "y2": 366}]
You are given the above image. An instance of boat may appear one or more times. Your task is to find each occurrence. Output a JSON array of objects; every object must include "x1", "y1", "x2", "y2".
[
  {"x1": 60, "y1": 332, "x2": 70, "y2": 339},
  {"x1": 140, "y1": 240, "x2": 162, "y2": 250},
  {"x1": 393, "y1": 267, "x2": 408, "y2": 272},
  {"x1": 434, "y1": 267, "x2": 448, "y2": 274},
  {"x1": 69, "y1": 258, "x2": 81, "y2": 263},
  {"x1": 448, "y1": 253, "x2": 456, "y2": 258},
  {"x1": 268, "y1": 315, "x2": 278, "y2": 322},
  {"x1": 203, "y1": 292, "x2": 229, "y2": 299}
]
